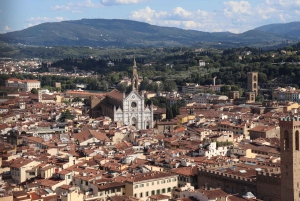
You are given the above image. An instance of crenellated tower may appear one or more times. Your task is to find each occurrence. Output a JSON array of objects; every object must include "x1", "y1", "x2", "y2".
[{"x1": 280, "y1": 116, "x2": 300, "y2": 201}]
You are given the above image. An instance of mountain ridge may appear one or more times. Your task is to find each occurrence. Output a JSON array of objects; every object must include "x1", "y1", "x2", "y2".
[{"x1": 0, "y1": 19, "x2": 299, "y2": 48}]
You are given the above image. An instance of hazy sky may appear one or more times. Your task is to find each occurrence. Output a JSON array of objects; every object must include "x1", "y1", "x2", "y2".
[{"x1": 1, "y1": 0, "x2": 300, "y2": 34}]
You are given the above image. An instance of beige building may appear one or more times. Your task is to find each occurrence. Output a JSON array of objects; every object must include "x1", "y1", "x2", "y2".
[
  {"x1": 217, "y1": 121, "x2": 256, "y2": 139},
  {"x1": 5, "y1": 78, "x2": 40, "y2": 92},
  {"x1": 125, "y1": 172, "x2": 178, "y2": 201},
  {"x1": 248, "y1": 125, "x2": 280, "y2": 139},
  {"x1": 10, "y1": 158, "x2": 41, "y2": 184}
]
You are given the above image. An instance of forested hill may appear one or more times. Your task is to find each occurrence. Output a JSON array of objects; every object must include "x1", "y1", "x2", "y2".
[
  {"x1": 0, "y1": 19, "x2": 298, "y2": 48},
  {"x1": 255, "y1": 22, "x2": 300, "y2": 38}
]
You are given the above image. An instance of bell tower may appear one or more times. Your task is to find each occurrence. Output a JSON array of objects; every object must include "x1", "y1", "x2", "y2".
[
  {"x1": 247, "y1": 72, "x2": 258, "y2": 96},
  {"x1": 132, "y1": 57, "x2": 139, "y2": 91},
  {"x1": 280, "y1": 116, "x2": 300, "y2": 201},
  {"x1": 38, "y1": 89, "x2": 42, "y2": 103}
]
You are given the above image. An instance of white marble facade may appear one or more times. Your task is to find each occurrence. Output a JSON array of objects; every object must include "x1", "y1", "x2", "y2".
[
  {"x1": 114, "y1": 59, "x2": 153, "y2": 130},
  {"x1": 114, "y1": 90, "x2": 153, "y2": 130}
]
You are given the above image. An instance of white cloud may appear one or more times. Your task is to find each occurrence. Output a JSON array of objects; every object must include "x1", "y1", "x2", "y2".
[
  {"x1": 25, "y1": 17, "x2": 66, "y2": 28},
  {"x1": 129, "y1": 6, "x2": 222, "y2": 32},
  {"x1": 223, "y1": 1, "x2": 252, "y2": 17},
  {"x1": 1, "y1": 25, "x2": 12, "y2": 33},
  {"x1": 51, "y1": 0, "x2": 102, "y2": 12},
  {"x1": 101, "y1": 0, "x2": 148, "y2": 6}
]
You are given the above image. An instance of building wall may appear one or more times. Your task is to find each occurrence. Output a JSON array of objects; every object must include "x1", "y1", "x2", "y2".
[
  {"x1": 61, "y1": 189, "x2": 84, "y2": 201},
  {"x1": 11, "y1": 161, "x2": 40, "y2": 184},
  {"x1": 125, "y1": 176, "x2": 178, "y2": 201},
  {"x1": 256, "y1": 172, "x2": 281, "y2": 201},
  {"x1": 198, "y1": 170, "x2": 256, "y2": 195}
]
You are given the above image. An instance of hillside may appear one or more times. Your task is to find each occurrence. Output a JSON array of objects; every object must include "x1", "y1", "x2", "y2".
[
  {"x1": 0, "y1": 19, "x2": 298, "y2": 47},
  {"x1": 255, "y1": 21, "x2": 300, "y2": 38}
]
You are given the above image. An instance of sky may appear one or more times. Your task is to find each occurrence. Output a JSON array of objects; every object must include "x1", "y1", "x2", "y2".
[{"x1": 0, "y1": 0, "x2": 300, "y2": 34}]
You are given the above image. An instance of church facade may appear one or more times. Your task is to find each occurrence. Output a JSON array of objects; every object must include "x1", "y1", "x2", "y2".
[{"x1": 91, "y1": 59, "x2": 153, "y2": 130}]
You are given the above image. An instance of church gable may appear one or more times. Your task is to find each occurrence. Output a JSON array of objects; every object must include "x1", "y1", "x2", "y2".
[{"x1": 124, "y1": 90, "x2": 143, "y2": 102}]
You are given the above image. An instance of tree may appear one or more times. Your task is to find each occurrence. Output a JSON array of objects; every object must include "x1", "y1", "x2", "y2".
[
  {"x1": 72, "y1": 97, "x2": 83, "y2": 102},
  {"x1": 58, "y1": 109, "x2": 74, "y2": 122},
  {"x1": 116, "y1": 82, "x2": 127, "y2": 92},
  {"x1": 31, "y1": 88, "x2": 38, "y2": 94},
  {"x1": 166, "y1": 106, "x2": 174, "y2": 120},
  {"x1": 164, "y1": 80, "x2": 177, "y2": 92}
]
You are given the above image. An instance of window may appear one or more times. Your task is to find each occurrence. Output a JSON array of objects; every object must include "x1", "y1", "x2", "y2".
[
  {"x1": 146, "y1": 192, "x2": 149, "y2": 196},
  {"x1": 161, "y1": 180, "x2": 165, "y2": 184},
  {"x1": 140, "y1": 192, "x2": 143, "y2": 198},
  {"x1": 134, "y1": 185, "x2": 138, "y2": 189},
  {"x1": 151, "y1": 190, "x2": 155, "y2": 195},
  {"x1": 67, "y1": 175, "x2": 70, "y2": 179},
  {"x1": 156, "y1": 190, "x2": 160, "y2": 194},
  {"x1": 284, "y1": 130, "x2": 289, "y2": 150},
  {"x1": 111, "y1": 189, "x2": 115, "y2": 193},
  {"x1": 162, "y1": 188, "x2": 166, "y2": 193},
  {"x1": 157, "y1": 181, "x2": 159, "y2": 184},
  {"x1": 140, "y1": 184, "x2": 144, "y2": 187},
  {"x1": 167, "y1": 187, "x2": 171, "y2": 192},
  {"x1": 134, "y1": 194, "x2": 137, "y2": 197},
  {"x1": 296, "y1": 131, "x2": 299, "y2": 151},
  {"x1": 117, "y1": 188, "x2": 120, "y2": 192}
]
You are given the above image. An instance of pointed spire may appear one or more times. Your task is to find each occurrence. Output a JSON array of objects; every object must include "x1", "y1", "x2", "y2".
[{"x1": 133, "y1": 56, "x2": 137, "y2": 67}]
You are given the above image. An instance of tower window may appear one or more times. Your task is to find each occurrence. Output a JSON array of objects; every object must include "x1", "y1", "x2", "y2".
[
  {"x1": 284, "y1": 130, "x2": 289, "y2": 150},
  {"x1": 296, "y1": 131, "x2": 299, "y2": 151}
]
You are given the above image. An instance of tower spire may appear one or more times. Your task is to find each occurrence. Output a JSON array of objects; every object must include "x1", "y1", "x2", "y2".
[
  {"x1": 133, "y1": 56, "x2": 137, "y2": 67},
  {"x1": 132, "y1": 56, "x2": 139, "y2": 91}
]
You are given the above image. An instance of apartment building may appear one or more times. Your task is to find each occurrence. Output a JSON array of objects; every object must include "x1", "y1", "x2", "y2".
[
  {"x1": 5, "y1": 78, "x2": 40, "y2": 92},
  {"x1": 10, "y1": 158, "x2": 41, "y2": 184},
  {"x1": 125, "y1": 172, "x2": 178, "y2": 201}
]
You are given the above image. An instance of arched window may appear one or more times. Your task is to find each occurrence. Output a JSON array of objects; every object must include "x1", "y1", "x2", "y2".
[
  {"x1": 253, "y1": 83, "x2": 257, "y2": 89},
  {"x1": 254, "y1": 75, "x2": 257, "y2": 82},
  {"x1": 296, "y1": 131, "x2": 299, "y2": 151},
  {"x1": 284, "y1": 130, "x2": 289, "y2": 150},
  {"x1": 131, "y1": 117, "x2": 137, "y2": 127}
]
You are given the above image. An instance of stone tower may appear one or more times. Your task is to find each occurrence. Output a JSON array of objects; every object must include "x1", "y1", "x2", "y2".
[
  {"x1": 38, "y1": 89, "x2": 42, "y2": 103},
  {"x1": 247, "y1": 72, "x2": 258, "y2": 96},
  {"x1": 132, "y1": 57, "x2": 139, "y2": 91},
  {"x1": 280, "y1": 116, "x2": 300, "y2": 201}
]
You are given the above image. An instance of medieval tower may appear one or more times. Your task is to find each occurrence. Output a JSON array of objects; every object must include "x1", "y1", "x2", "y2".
[
  {"x1": 247, "y1": 72, "x2": 258, "y2": 96},
  {"x1": 38, "y1": 89, "x2": 42, "y2": 103},
  {"x1": 280, "y1": 116, "x2": 300, "y2": 201}
]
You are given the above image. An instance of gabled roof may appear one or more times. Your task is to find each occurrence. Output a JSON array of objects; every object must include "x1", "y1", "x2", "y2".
[{"x1": 107, "y1": 89, "x2": 124, "y2": 101}]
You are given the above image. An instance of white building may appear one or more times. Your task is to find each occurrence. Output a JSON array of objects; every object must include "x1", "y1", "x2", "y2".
[
  {"x1": 5, "y1": 78, "x2": 40, "y2": 92},
  {"x1": 199, "y1": 60, "x2": 205, "y2": 67},
  {"x1": 191, "y1": 93, "x2": 228, "y2": 104},
  {"x1": 198, "y1": 142, "x2": 229, "y2": 159},
  {"x1": 102, "y1": 59, "x2": 153, "y2": 130}
]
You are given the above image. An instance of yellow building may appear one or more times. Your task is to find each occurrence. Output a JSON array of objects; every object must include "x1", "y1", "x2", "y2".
[
  {"x1": 176, "y1": 114, "x2": 196, "y2": 127},
  {"x1": 125, "y1": 172, "x2": 178, "y2": 201}
]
